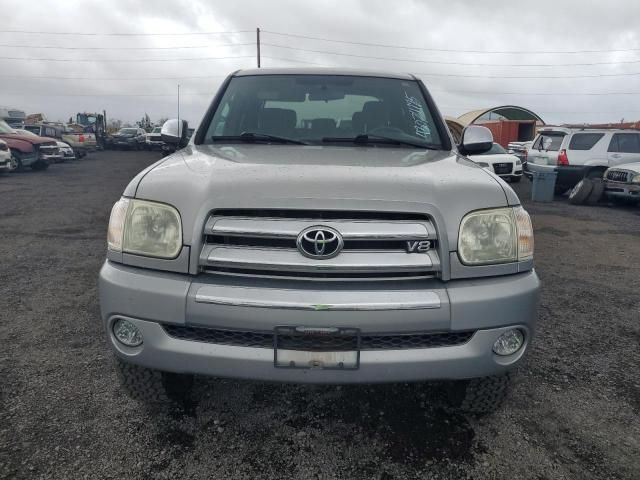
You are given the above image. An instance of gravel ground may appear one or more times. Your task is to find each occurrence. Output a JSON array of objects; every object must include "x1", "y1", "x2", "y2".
[{"x1": 1, "y1": 151, "x2": 639, "y2": 480}]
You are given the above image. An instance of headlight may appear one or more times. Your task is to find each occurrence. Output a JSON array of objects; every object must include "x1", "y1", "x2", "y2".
[
  {"x1": 477, "y1": 161, "x2": 490, "y2": 168},
  {"x1": 516, "y1": 159, "x2": 522, "y2": 165},
  {"x1": 107, "y1": 198, "x2": 182, "y2": 259},
  {"x1": 458, "y1": 206, "x2": 533, "y2": 265},
  {"x1": 631, "y1": 173, "x2": 640, "y2": 184}
]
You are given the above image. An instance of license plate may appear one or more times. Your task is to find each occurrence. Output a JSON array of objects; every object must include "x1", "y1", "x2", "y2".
[{"x1": 274, "y1": 326, "x2": 360, "y2": 370}]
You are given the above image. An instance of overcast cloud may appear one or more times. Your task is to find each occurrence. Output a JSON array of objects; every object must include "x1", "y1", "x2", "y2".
[{"x1": 1, "y1": 0, "x2": 639, "y2": 127}]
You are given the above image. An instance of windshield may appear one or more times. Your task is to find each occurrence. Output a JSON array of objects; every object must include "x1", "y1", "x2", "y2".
[
  {"x1": 16, "y1": 129, "x2": 38, "y2": 137},
  {"x1": 204, "y1": 75, "x2": 442, "y2": 148},
  {"x1": 479, "y1": 143, "x2": 507, "y2": 155},
  {"x1": 0, "y1": 119, "x2": 16, "y2": 134},
  {"x1": 152, "y1": 127, "x2": 161, "y2": 133},
  {"x1": 118, "y1": 128, "x2": 138, "y2": 135}
]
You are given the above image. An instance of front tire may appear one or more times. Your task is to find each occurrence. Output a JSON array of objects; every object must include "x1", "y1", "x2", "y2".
[
  {"x1": 115, "y1": 359, "x2": 194, "y2": 405},
  {"x1": 9, "y1": 150, "x2": 23, "y2": 172},
  {"x1": 448, "y1": 373, "x2": 512, "y2": 414}
]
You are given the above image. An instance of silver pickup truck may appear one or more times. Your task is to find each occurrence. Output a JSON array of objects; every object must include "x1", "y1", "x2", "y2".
[{"x1": 99, "y1": 68, "x2": 539, "y2": 413}]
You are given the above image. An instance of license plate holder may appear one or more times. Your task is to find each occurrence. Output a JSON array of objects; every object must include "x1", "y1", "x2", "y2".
[{"x1": 274, "y1": 326, "x2": 360, "y2": 370}]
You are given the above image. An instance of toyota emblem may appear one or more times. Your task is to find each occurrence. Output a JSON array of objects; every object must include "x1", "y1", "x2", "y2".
[{"x1": 296, "y1": 226, "x2": 344, "y2": 259}]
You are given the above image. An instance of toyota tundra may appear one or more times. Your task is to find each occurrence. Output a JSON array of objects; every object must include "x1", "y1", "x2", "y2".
[{"x1": 99, "y1": 69, "x2": 540, "y2": 413}]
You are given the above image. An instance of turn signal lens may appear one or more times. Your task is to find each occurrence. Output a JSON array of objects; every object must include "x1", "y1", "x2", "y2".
[
  {"x1": 107, "y1": 198, "x2": 130, "y2": 252},
  {"x1": 514, "y1": 206, "x2": 534, "y2": 260}
]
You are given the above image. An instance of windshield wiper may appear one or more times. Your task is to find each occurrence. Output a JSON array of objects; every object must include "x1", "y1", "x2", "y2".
[
  {"x1": 211, "y1": 132, "x2": 309, "y2": 145},
  {"x1": 322, "y1": 134, "x2": 438, "y2": 150}
]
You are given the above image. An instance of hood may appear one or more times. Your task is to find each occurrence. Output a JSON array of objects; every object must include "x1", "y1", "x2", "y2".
[
  {"x1": 0, "y1": 133, "x2": 56, "y2": 145},
  {"x1": 133, "y1": 144, "x2": 518, "y2": 245},
  {"x1": 468, "y1": 153, "x2": 520, "y2": 164},
  {"x1": 611, "y1": 162, "x2": 640, "y2": 174}
]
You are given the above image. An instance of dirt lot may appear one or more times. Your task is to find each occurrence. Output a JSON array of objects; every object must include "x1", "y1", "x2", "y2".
[{"x1": 1, "y1": 151, "x2": 638, "y2": 480}]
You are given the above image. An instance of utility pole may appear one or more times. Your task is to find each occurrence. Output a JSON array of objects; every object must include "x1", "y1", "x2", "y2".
[
  {"x1": 256, "y1": 27, "x2": 261, "y2": 68},
  {"x1": 177, "y1": 84, "x2": 181, "y2": 138}
]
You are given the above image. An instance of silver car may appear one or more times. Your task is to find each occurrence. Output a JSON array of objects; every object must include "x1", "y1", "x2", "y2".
[{"x1": 100, "y1": 68, "x2": 539, "y2": 413}]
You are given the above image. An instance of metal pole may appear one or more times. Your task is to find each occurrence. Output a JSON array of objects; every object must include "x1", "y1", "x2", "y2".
[{"x1": 256, "y1": 27, "x2": 261, "y2": 68}]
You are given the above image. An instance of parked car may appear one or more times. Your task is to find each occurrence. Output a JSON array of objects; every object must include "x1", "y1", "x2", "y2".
[
  {"x1": 14, "y1": 129, "x2": 66, "y2": 164},
  {"x1": 507, "y1": 141, "x2": 531, "y2": 166},
  {"x1": 111, "y1": 127, "x2": 147, "y2": 150},
  {"x1": 0, "y1": 119, "x2": 61, "y2": 170},
  {"x1": 145, "y1": 127, "x2": 163, "y2": 150},
  {"x1": 468, "y1": 142, "x2": 523, "y2": 182},
  {"x1": 603, "y1": 162, "x2": 640, "y2": 204},
  {"x1": 100, "y1": 68, "x2": 539, "y2": 414},
  {"x1": 525, "y1": 127, "x2": 640, "y2": 193},
  {"x1": 23, "y1": 123, "x2": 95, "y2": 158},
  {"x1": 0, "y1": 139, "x2": 14, "y2": 173},
  {"x1": 56, "y1": 140, "x2": 76, "y2": 161}
]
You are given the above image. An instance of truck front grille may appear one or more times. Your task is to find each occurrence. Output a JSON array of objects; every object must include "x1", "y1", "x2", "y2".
[
  {"x1": 200, "y1": 209, "x2": 440, "y2": 280},
  {"x1": 162, "y1": 325, "x2": 474, "y2": 350},
  {"x1": 39, "y1": 143, "x2": 59, "y2": 157},
  {"x1": 605, "y1": 170, "x2": 629, "y2": 182}
]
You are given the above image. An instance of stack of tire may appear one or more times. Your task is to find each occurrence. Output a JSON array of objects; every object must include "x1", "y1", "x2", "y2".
[{"x1": 568, "y1": 177, "x2": 604, "y2": 205}]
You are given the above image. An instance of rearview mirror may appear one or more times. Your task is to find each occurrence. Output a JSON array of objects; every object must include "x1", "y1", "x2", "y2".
[
  {"x1": 161, "y1": 119, "x2": 188, "y2": 145},
  {"x1": 458, "y1": 125, "x2": 493, "y2": 155}
]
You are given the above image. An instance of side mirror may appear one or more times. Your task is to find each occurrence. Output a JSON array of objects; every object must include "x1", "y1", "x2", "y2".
[
  {"x1": 458, "y1": 125, "x2": 493, "y2": 155},
  {"x1": 161, "y1": 119, "x2": 188, "y2": 145}
]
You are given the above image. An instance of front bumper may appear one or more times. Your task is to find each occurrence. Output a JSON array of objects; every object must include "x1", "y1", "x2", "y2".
[
  {"x1": 40, "y1": 153, "x2": 63, "y2": 164},
  {"x1": 99, "y1": 261, "x2": 540, "y2": 383},
  {"x1": 604, "y1": 180, "x2": 640, "y2": 200},
  {"x1": 0, "y1": 153, "x2": 11, "y2": 171}
]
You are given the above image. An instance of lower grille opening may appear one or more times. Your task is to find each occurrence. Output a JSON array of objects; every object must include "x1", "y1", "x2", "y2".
[{"x1": 162, "y1": 325, "x2": 475, "y2": 350}]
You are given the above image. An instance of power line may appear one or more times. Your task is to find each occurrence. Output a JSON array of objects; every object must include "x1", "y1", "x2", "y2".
[
  {"x1": 0, "y1": 29, "x2": 252, "y2": 37},
  {"x1": 0, "y1": 54, "x2": 256, "y2": 63},
  {"x1": 0, "y1": 43, "x2": 253, "y2": 50},
  {"x1": 262, "y1": 30, "x2": 640, "y2": 55},
  {"x1": 263, "y1": 55, "x2": 640, "y2": 78},
  {"x1": 262, "y1": 42, "x2": 640, "y2": 67},
  {"x1": 414, "y1": 70, "x2": 640, "y2": 79},
  {"x1": 0, "y1": 74, "x2": 230, "y2": 80}
]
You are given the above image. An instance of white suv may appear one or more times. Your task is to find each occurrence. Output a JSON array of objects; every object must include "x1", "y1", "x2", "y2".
[{"x1": 525, "y1": 127, "x2": 640, "y2": 193}]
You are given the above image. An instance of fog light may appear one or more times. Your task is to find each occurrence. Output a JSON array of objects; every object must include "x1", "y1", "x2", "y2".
[
  {"x1": 492, "y1": 329, "x2": 524, "y2": 356},
  {"x1": 113, "y1": 318, "x2": 143, "y2": 347}
]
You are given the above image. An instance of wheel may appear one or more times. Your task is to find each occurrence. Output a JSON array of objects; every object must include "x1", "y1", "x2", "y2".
[
  {"x1": 568, "y1": 178, "x2": 593, "y2": 205},
  {"x1": 586, "y1": 179, "x2": 605, "y2": 205},
  {"x1": 510, "y1": 176, "x2": 522, "y2": 183},
  {"x1": 30, "y1": 161, "x2": 49, "y2": 171},
  {"x1": 586, "y1": 169, "x2": 605, "y2": 180},
  {"x1": 115, "y1": 358, "x2": 194, "y2": 405},
  {"x1": 447, "y1": 373, "x2": 512, "y2": 414},
  {"x1": 9, "y1": 150, "x2": 23, "y2": 172}
]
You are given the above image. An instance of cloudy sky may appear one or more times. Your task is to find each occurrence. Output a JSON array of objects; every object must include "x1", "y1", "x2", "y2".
[{"x1": 1, "y1": 0, "x2": 639, "y2": 127}]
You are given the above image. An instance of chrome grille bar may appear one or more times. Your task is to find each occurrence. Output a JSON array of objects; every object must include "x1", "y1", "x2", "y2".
[
  {"x1": 200, "y1": 210, "x2": 440, "y2": 279},
  {"x1": 205, "y1": 216, "x2": 435, "y2": 240}
]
